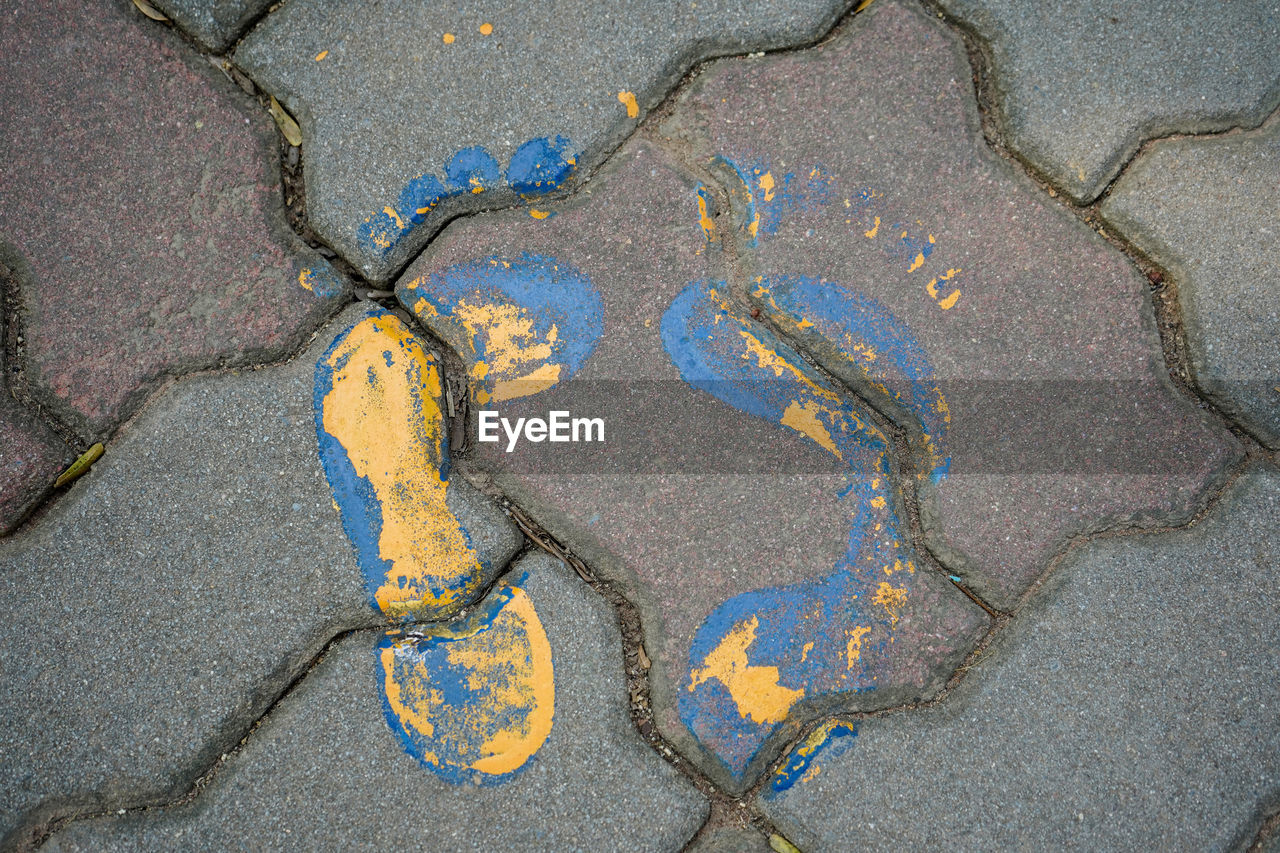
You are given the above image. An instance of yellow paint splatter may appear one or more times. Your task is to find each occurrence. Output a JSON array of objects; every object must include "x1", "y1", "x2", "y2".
[
  {"x1": 937, "y1": 290, "x2": 961, "y2": 310},
  {"x1": 907, "y1": 252, "x2": 926, "y2": 273},
  {"x1": 872, "y1": 582, "x2": 908, "y2": 626},
  {"x1": 617, "y1": 90, "x2": 639, "y2": 118},
  {"x1": 697, "y1": 191, "x2": 715, "y2": 240},
  {"x1": 298, "y1": 268, "x2": 318, "y2": 292},
  {"x1": 321, "y1": 314, "x2": 483, "y2": 617},
  {"x1": 688, "y1": 616, "x2": 804, "y2": 726},
  {"x1": 845, "y1": 626, "x2": 872, "y2": 668},
  {"x1": 479, "y1": 22, "x2": 493, "y2": 35},
  {"x1": 314, "y1": 49, "x2": 329, "y2": 61},
  {"x1": 442, "y1": 32, "x2": 455, "y2": 44},
  {"x1": 864, "y1": 216, "x2": 880, "y2": 238},
  {"x1": 529, "y1": 209, "x2": 551, "y2": 219},
  {"x1": 781, "y1": 400, "x2": 841, "y2": 459},
  {"x1": 800, "y1": 641, "x2": 814, "y2": 662},
  {"x1": 383, "y1": 205, "x2": 405, "y2": 230},
  {"x1": 759, "y1": 171, "x2": 776, "y2": 202}
]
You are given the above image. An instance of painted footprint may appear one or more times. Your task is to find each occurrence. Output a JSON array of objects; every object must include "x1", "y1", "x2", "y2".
[
  {"x1": 662, "y1": 278, "x2": 949, "y2": 778},
  {"x1": 314, "y1": 306, "x2": 559, "y2": 782}
]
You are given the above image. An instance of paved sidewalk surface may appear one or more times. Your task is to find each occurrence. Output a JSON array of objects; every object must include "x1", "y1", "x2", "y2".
[{"x1": 0, "y1": 0, "x2": 1276, "y2": 849}]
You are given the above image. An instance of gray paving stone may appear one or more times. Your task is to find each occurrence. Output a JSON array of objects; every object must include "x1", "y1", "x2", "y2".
[
  {"x1": 0, "y1": 305, "x2": 520, "y2": 846},
  {"x1": 1102, "y1": 120, "x2": 1280, "y2": 449},
  {"x1": 151, "y1": 0, "x2": 273, "y2": 52},
  {"x1": 0, "y1": 0, "x2": 349, "y2": 440},
  {"x1": 234, "y1": 0, "x2": 853, "y2": 281},
  {"x1": 688, "y1": 826, "x2": 775, "y2": 853},
  {"x1": 393, "y1": 137, "x2": 987, "y2": 791},
  {"x1": 758, "y1": 466, "x2": 1280, "y2": 852},
  {"x1": 660, "y1": 0, "x2": 1242, "y2": 610},
  {"x1": 936, "y1": 0, "x2": 1280, "y2": 202},
  {"x1": 44, "y1": 552, "x2": 709, "y2": 852}
]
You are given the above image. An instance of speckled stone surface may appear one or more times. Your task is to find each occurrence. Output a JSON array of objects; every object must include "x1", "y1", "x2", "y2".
[
  {"x1": 937, "y1": 0, "x2": 1280, "y2": 202},
  {"x1": 234, "y1": 0, "x2": 856, "y2": 281},
  {"x1": 393, "y1": 137, "x2": 987, "y2": 792},
  {"x1": 1102, "y1": 120, "x2": 1280, "y2": 448},
  {"x1": 759, "y1": 466, "x2": 1280, "y2": 852},
  {"x1": 0, "y1": 0, "x2": 348, "y2": 440},
  {"x1": 660, "y1": 0, "x2": 1242, "y2": 610},
  {"x1": 0, "y1": 307, "x2": 521, "y2": 847},
  {"x1": 151, "y1": 0, "x2": 273, "y2": 52},
  {"x1": 43, "y1": 553, "x2": 709, "y2": 853},
  {"x1": 0, "y1": 283, "x2": 70, "y2": 534}
]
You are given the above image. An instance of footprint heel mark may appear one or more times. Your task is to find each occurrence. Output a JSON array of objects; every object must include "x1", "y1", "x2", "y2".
[
  {"x1": 398, "y1": 252, "x2": 603, "y2": 405},
  {"x1": 660, "y1": 280, "x2": 934, "y2": 779},
  {"x1": 379, "y1": 572, "x2": 555, "y2": 784},
  {"x1": 752, "y1": 274, "x2": 951, "y2": 483},
  {"x1": 314, "y1": 307, "x2": 559, "y2": 782}
]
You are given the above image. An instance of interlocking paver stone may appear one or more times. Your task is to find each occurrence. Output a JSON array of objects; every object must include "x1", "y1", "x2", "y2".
[
  {"x1": 0, "y1": 285, "x2": 70, "y2": 534},
  {"x1": 1102, "y1": 120, "x2": 1280, "y2": 448},
  {"x1": 0, "y1": 305, "x2": 520, "y2": 846},
  {"x1": 233, "y1": 0, "x2": 855, "y2": 282},
  {"x1": 758, "y1": 465, "x2": 1280, "y2": 851},
  {"x1": 0, "y1": 0, "x2": 348, "y2": 440},
  {"x1": 688, "y1": 827, "x2": 774, "y2": 852},
  {"x1": 936, "y1": 0, "x2": 1280, "y2": 202},
  {"x1": 393, "y1": 137, "x2": 988, "y2": 791},
  {"x1": 660, "y1": 0, "x2": 1242, "y2": 610},
  {"x1": 151, "y1": 0, "x2": 273, "y2": 52},
  {"x1": 43, "y1": 552, "x2": 709, "y2": 852}
]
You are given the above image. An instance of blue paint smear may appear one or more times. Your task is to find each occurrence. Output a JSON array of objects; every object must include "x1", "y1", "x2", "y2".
[
  {"x1": 716, "y1": 156, "x2": 834, "y2": 237},
  {"x1": 357, "y1": 136, "x2": 580, "y2": 259},
  {"x1": 299, "y1": 262, "x2": 344, "y2": 300},
  {"x1": 508, "y1": 136, "x2": 576, "y2": 195},
  {"x1": 444, "y1": 146, "x2": 501, "y2": 193},
  {"x1": 763, "y1": 275, "x2": 950, "y2": 482},
  {"x1": 768, "y1": 721, "x2": 859, "y2": 795},
  {"x1": 314, "y1": 306, "x2": 485, "y2": 616},
  {"x1": 661, "y1": 280, "x2": 912, "y2": 778},
  {"x1": 377, "y1": 573, "x2": 541, "y2": 786},
  {"x1": 411, "y1": 252, "x2": 603, "y2": 389}
]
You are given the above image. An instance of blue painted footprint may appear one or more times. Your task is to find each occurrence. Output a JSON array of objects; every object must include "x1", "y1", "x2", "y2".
[{"x1": 661, "y1": 278, "x2": 948, "y2": 780}]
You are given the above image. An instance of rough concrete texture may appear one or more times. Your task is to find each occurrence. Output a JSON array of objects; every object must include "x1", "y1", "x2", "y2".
[
  {"x1": 150, "y1": 0, "x2": 274, "y2": 52},
  {"x1": 393, "y1": 137, "x2": 987, "y2": 791},
  {"x1": 759, "y1": 466, "x2": 1280, "y2": 852},
  {"x1": 0, "y1": 289, "x2": 71, "y2": 534},
  {"x1": 234, "y1": 0, "x2": 856, "y2": 281},
  {"x1": 1102, "y1": 119, "x2": 1280, "y2": 449},
  {"x1": 0, "y1": 306, "x2": 521, "y2": 846},
  {"x1": 44, "y1": 553, "x2": 709, "y2": 852},
  {"x1": 688, "y1": 827, "x2": 775, "y2": 852},
  {"x1": 936, "y1": 0, "x2": 1280, "y2": 202},
  {"x1": 0, "y1": 0, "x2": 348, "y2": 439},
  {"x1": 661, "y1": 0, "x2": 1241, "y2": 610}
]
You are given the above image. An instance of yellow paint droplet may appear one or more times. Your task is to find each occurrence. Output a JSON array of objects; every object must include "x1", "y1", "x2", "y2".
[
  {"x1": 870, "y1": 496, "x2": 886, "y2": 509},
  {"x1": 479, "y1": 22, "x2": 493, "y2": 35},
  {"x1": 938, "y1": 290, "x2": 961, "y2": 310},
  {"x1": 383, "y1": 205, "x2": 405, "y2": 230},
  {"x1": 442, "y1": 32, "x2": 455, "y2": 44},
  {"x1": 314, "y1": 49, "x2": 329, "y2": 61},
  {"x1": 529, "y1": 209, "x2": 550, "y2": 219},
  {"x1": 864, "y1": 216, "x2": 880, "y2": 238},
  {"x1": 872, "y1": 582, "x2": 908, "y2": 626},
  {"x1": 298, "y1": 268, "x2": 316, "y2": 293},
  {"x1": 907, "y1": 252, "x2": 925, "y2": 273},
  {"x1": 845, "y1": 625, "x2": 872, "y2": 668},
  {"x1": 697, "y1": 192, "x2": 715, "y2": 239},
  {"x1": 781, "y1": 400, "x2": 841, "y2": 459},
  {"x1": 617, "y1": 90, "x2": 639, "y2": 118}
]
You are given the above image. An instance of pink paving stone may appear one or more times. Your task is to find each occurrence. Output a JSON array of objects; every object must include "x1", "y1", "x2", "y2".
[
  {"x1": 659, "y1": 0, "x2": 1242, "y2": 610},
  {"x1": 394, "y1": 138, "x2": 987, "y2": 791},
  {"x1": 0, "y1": 0, "x2": 347, "y2": 439},
  {"x1": 0, "y1": 392, "x2": 69, "y2": 535}
]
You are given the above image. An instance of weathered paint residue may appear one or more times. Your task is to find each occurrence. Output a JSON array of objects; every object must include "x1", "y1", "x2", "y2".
[
  {"x1": 752, "y1": 275, "x2": 951, "y2": 483},
  {"x1": 661, "y1": 280, "x2": 923, "y2": 779},
  {"x1": 768, "y1": 719, "x2": 859, "y2": 794},
  {"x1": 358, "y1": 136, "x2": 579, "y2": 257},
  {"x1": 400, "y1": 253, "x2": 603, "y2": 405},
  {"x1": 379, "y1": 572, "x2": 555, "y2": 784},
  {"x1": 314, "y1": 308, "x2": 486, "y2": 619},
  {"x1": 297, "y1": 264, "x2": 343, "y2": 299},
  {"x1": 715, "y1": 156, "x2": 834, "y2": 238},
  {"x1": 617, "y1": 90, "x2": 639, "y2": 118}
]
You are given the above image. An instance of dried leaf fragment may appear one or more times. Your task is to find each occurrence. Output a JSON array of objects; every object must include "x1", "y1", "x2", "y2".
[
  {"x1": 131, "y1": 0, "x2": 170, "y2": 21},
  {"x1": 55, "y1": 443, "x2": 104, "y2": 488},
  {"x1": 268, "y1": 96, "x2": 303, "y2": 147},
  {"x1": 769, "y1": 835, "x2": 801, "y2": 853}
]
